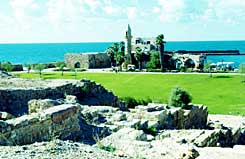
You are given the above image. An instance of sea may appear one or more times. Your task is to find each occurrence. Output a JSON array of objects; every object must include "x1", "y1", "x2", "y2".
[{"x1": 0, "y1": 41, "x2": 245, "y2": 67}]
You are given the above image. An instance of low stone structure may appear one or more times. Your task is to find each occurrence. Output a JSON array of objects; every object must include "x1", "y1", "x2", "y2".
[
  {"x1": 0, "y1": 78, "x2": 125, "y2": 116},
  {"x1": 0, "y1": 104, "x2": 80, "y2": 145},
  {"x1": 65, "y1": 52, "x2": 111, "y2": 69}
]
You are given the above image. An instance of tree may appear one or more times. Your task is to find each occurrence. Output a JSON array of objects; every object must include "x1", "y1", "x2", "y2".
[
  {"x1": 204, "y1": 61, "x2": 212, "y2": 77},
  {"x1": 134, "y1": 47, "x2": 144, "y2": 70},
  {"x1": 156, "y1": 34, "x2": 166, "y2": 72},
  {"x1": 106, "y1": 46, "x2": 115, "y2": 67},
  {"x1": 240, "y1": 64, "x2": 245, "y2": 82},
  {"x1": 55, "y1": 62, "x2": 66, "y2": 76},
  {"x1": 34, "y1": 64, "x2": 45, "y2": 77},
  {"x1": 119, "y1": 41, "x2": 125, "y2": 55},
  {"x1": 1, "y1": 62, "x2": 14, "y2": 72},
  {"x1": 115, "y1": 51, "x2": 125, "y2": 71},
  {"x1": 146, "y1": 51, "x2": 160, "y2": 69},
  {"x1": 112, "y1": 43, "x2": 119, "y2": 53},
  {"x1": 27, "y1": 64, "x2": 32, "y2": 73}
]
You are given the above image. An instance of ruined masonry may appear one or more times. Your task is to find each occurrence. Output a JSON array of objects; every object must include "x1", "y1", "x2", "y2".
[{"x1": 0, "y1": 71, "x2": 245, "y2": 158}]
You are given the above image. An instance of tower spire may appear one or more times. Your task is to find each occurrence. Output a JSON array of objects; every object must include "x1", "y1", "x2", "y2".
[{"x1": 125, "y1": 24, "x2": 133, "y2": 63}]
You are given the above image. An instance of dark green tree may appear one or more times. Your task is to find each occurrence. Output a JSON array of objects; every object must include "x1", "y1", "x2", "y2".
[
  {"x1": 115, "y1": 51, "x2": 125, "y2": 71},
  {"x1": 156, "y1": 34, "x2": 166, "y2": 72},
  {"x1": 119, "y1": 41, "x2": 125, "y2": 55},
  {"x1": 106, "y1": 46, "x2": 115, "y2": 67},
  {"x1": 112, "y1": 43, "x2": 119, "y2": 53},
  {"x1": 146, "y1": 51, "x2": 160, "y2": 69},
  {"x1": 134, "y1": 47, "x2": 144, "y2": 70},
  {"x1": 1, "y1": 62, "x2": 14, "y2": 72}
]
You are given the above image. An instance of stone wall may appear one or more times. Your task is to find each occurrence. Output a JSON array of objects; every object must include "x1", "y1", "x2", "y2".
[
  {"x1": 0, "y1": 104, "x2": 80, "y2": 145},
  {"x1": 0, "y1": 82, "x2": 82, "y2": 116},
  {"x1": 0, "y1": 79, "x2": 125, "y2": 116},
  {"x1": 65, "y1": 53, "x2": 111, "y2": 69}
]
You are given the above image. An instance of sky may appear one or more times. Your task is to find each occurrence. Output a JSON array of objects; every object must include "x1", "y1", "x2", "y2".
[{"x1": 0, "y1": 0, "x2": 245, "y2": 43}]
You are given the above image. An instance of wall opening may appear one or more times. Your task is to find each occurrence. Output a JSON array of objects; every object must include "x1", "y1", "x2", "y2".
[
  {"x1": 74, "y1": 62, "x2": 81, "y2": 68},
  {"x1": 185, "y1": 59, "x2": 195, "y2": 68}
]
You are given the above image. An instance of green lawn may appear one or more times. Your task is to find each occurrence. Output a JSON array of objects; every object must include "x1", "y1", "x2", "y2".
[{"x1": 14, "y1": 72, "x2": 245, "y2": 115}]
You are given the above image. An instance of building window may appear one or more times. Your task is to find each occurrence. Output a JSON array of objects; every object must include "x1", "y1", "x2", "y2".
[
  {"x1": 147, "y1": 41, "x2": 151, "y2": 44},
  {"x1": 74, "y1": 62, "x2": 81, "y2": 68}
]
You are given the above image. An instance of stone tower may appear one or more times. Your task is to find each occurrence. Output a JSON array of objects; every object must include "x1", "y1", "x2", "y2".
[{"x1": 125, "y1": 24, "x2": 133, "y2": 64}]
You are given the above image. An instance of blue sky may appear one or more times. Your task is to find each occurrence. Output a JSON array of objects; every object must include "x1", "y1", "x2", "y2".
[{"x1": 0, "y1": 0, "x2": 245, "y2": 43}]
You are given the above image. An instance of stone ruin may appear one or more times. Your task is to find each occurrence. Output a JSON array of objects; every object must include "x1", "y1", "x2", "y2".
[{"x1": 0, "y1": 71, "x2": 245, "y2": 158}]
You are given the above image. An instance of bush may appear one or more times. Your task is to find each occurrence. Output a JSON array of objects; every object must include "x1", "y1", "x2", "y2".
[
  {"x1": 179, "y1": 66, "x2": 187, "y2": 72},
  {"x1": 144, "y1": 126, "x2": 157, "y2": 136},
  {"x1": 0, "y1": 62, "x2": 14, "y2": 72},
  {"x1": 168, "y1": 87, "x2": 192, "y2": 108},
  {"x1": 121, "y1": 97, "x2": 152, "y2": 109},
  {"x1": 146, "y1": 68, "x2": 162, "y2": 72}
]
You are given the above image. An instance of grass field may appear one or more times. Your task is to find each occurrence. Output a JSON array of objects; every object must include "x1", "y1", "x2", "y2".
[{"x1": 14, "y1": 72, "x2": 245, "y2": 115}]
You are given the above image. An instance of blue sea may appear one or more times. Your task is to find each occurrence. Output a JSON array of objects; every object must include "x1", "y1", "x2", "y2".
[{"x1": 0, "y1": 41, "x2": 245, "y2": 67}]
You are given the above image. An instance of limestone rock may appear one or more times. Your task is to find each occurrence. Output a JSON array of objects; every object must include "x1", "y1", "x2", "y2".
[
  {"x1": 197, "y1": 146, "x2": 245, "y2": 159},
  {"x1": 180, "y1": 148, "x2": 200, "y2": 159},
  {"x1": 65, "y1": 95, "x2": 78, "y2": 104},
  {"x1": 112, "y1": 111, "x2": 126, "y2": 122},
  {"x1": 28, "y1": 99, "x2": 61, "y2": 114}
]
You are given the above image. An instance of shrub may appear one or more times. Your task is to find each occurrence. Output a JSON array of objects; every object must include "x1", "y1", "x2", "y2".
[
  {"x1": 98, "y1": 144, "x2": 116, "y2": 152},
  {"x1": 179, "y1": 66, "x2": 187, "y2": 72},
  {"x1": 144, "y1": 126, "x2": 157, "y2": 136},
  {"x1": 121, "y1": 97, "x2": 138, "y2": 108},
  {"x1": 93, "y1": 133, "x2": 116, "y2": 153},
  {"x1": 121, "y1": 97, "x2": 152, "y2": 109},
  {"x1": 168, "y1": 87, "x2": 192, "y2": 108}
]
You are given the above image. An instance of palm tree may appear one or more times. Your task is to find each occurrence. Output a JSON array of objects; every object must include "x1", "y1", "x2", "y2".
[
  {"x1": 119, "y1": 41, "x2": 125, "y2": 56},
  {"x1": 106, "y1": 46, "x2": 115, "y2": 67},
  {"x1": 156, "y1": 34, "x2": 166, "y2": 71},
  {"x1": 56, "y1": 62, "x2": 66, "y2": 76},
  {"x1": 115, "y1": 51, "x2": 125, "y2": 71},
  {"x1": 134, "y1": 47, "x2": 144, "y2": 70},
  {"x1": 27, "y1": 64, "x2": 32, "y2": 73},
  {"x1": 112, "y1": 43, "x2": 119, "y2": 53},
  {"x1": 34, "y1": 64, "x2": 45, "y2": 78}
]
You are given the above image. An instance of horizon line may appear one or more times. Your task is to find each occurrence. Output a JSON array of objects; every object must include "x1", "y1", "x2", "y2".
[{"x1": 0, "y1": 39, "x2": 245, "y2": 44}]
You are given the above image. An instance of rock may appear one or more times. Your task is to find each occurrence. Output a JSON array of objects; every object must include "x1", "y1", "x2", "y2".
[
  {"x1": 28, "y1": 99, "x2": 61, "y2": 114},
  {"x1": 0, "y1": 71, "x2": 13, "y2": 78},
  {"x1": 129, "y1": 104, "x2": 208, "y2": 130},
  {"x1": 80, "y1": 106, "x2": 118, "y2": 125},
  {"x1": 181, "y1": 105, "x2": 208, "y2": 129},
  {"x1": 0, "y1": 112, "x2": 15, "y2": 120},
  {"x1": 65, "y1": 95, "x2": 78, "y2": 104},
  {"x1": 194, "y1": 130, "x2": 220, "y2": 147},
  {"x1": 181, "y1": 148, "x2": 199, "y2": 159},
  {"x1": 112, "y1": 111, "x2": 126, "y2": 122},
  {"x1": 197, "y1": 146, "x2": 245, "y2": 159}
]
